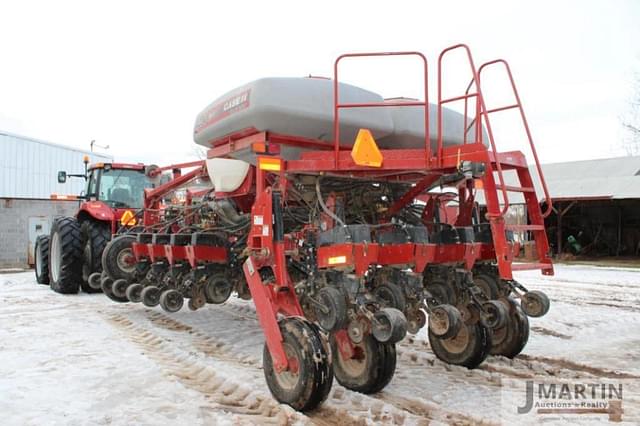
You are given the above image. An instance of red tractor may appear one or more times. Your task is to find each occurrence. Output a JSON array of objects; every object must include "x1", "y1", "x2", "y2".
[{"x1": 34, "y1": 159, "x2": 165, "y2": 293}]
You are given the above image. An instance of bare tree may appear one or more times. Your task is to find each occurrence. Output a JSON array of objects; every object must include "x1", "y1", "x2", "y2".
[{"x1": 621, "y1": 72, "x2": 640, "y2": 156}]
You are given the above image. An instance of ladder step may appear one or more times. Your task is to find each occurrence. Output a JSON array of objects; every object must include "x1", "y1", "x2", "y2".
[
  {"x1": 496, "y1": 184, "x2": 535, "y2": 193},
  {"x1": 505, "y1": 224, "x2": 545, "y2": 231},
  {"x1": 511, "y1": 262, "x2": 554, "y2": 271}
]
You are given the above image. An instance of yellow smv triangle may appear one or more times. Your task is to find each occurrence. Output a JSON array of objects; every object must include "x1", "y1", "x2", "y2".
[
  {"x1": 351, "y1": 128, "x2": 383, "y2": 167},
  {"x1": 120, "y1": 210, "x2": 137, "y2": 226}
]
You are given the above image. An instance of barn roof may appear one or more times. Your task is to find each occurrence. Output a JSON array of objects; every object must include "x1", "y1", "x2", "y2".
[{"x1": 477, "y1": 155, "x2": 640, "y2": 204}]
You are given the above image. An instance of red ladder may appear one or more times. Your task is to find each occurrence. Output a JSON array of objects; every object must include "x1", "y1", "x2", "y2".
[{"x1": 438, "y1": 44, "x2": 553, "y2": 279}]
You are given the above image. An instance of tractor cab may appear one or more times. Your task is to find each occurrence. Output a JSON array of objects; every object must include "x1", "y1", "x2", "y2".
[
  {"x1": 84, "y1": 163, "x2": 156, "y2": 210},
  {"x1": 56, "y1": 159, "x2": 162, "y2": 233}
]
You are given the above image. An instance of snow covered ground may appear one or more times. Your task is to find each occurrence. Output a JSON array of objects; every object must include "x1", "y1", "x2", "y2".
[{"x1": 1, "y1": 264, "x2": 638, "y2": 425}]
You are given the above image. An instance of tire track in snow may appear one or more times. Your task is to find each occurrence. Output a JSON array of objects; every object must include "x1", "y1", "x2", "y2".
[
  {"x1": 110, "y1": 310, "x2": 427, "y2": 425},
  {"x1": 517, "y1": 354, "x2": 640, "y2": 380},
  {"x1": 130, "y1": 300, "x2": 637, "y2": 422},
  {"x1": 107, "y1": 313, "x2": 300, "y2": 425},
  {"x1": 148, "y1": 304, "x2": 498, "y2": 424},
  {"x1": 399, "y1": 334, "x2": 640, "y2": 381}
]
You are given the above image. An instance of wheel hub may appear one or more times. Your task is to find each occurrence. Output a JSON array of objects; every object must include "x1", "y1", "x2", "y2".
[
  {"x1": 274, "y1": 343, "x2": 300, "y2": 390},
  {"x1": 430, "y1": 309, "x2": 450, "y2": 335},
  {"x1": 440, "y1": 324, "x2": 470, "y2": 354},
  {"x1": 337, "y1": 343, "x2": 366, "y2": 377},
  {"x1": 116, "y1": 249, "x2": 136, "y2": 273},
  {"x1": 50, "y1": 232, "x2": 61, "y2": 283},
  {"x1": 35, "y1": 246, "x2": 42, "y2": 276}
]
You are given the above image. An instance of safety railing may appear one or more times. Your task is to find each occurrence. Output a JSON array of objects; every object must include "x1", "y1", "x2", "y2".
[
  {"x1": 437, "y1": 44, "x2": 511, "y2": 217},
  {"x1": 333, "y1": 52, "x2": 430, "y2": 168},
  {"x1": 477, "y1": 59, "x2": 553, "y2": 218}
]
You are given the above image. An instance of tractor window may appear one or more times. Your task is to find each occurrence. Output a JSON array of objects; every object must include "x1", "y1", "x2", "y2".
[
  {"x1": 86, "y1": 170, "x2": 98, "y2": 199},
  {"x1": 98, "y1": 168, "x2": 154, "y2": 208}
]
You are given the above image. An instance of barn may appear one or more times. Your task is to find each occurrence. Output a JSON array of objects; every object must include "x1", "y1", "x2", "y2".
[
  {"x1": 0, "y1": 131, "x2": 111, "y2": 269},
  {"x1": 483, "y1": 155, "x2": 640, "y2": 260},
  {"x1": 540, "y1": 156, "x2": 640, "y2": 258}
]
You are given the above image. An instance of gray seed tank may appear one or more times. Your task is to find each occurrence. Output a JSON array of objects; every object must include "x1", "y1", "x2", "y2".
[{"x1": 194, "y1": 77, "x2": 487, "y2": 161}]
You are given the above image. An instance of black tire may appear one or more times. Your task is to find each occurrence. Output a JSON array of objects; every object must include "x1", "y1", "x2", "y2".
[
  {"x1": 101, "y1": 276, "x2": 128, "y2": 303},
  {"x1": 330, "y1": 333, "x2": 396, "y2": 394},
  {"x1": 490, "y1": 297, "x2": 530, "y2": 358},
  {"x1": 204, "y1": 272, "x2": 233, "y2": 304},
  {"x1": 426, "y1": 281, "x2": 456, "y2": 306},
  {"x1": 372, "y1": 307, "x2": 407, "y2": 344},
  {"x1": 35, "y1": 235, "x2": 50, "y2": 285},
  {"x1": 373, "y1": 282, "x2": 407, "y2": 312},
  {"x1": 112, "y1": 278, "x2": 129, "y2": 298},
  {"x1": 314, "y1": 286, "x2": 348, "y2": 332},
  {"x1": 141, "y1": 286, "x2": 161, "y2": 307},
  {"x1": 126, "y1": 283, "x2": 144, "y2": 302},
  {"x1": 428, "y1": 322, "x2": 492, "y2": 369},
  {"x1": 473, "y1": 273, "x2": 499, "y2": 300},
  {"x1": 236, "y1": 277, "x2": 252, "y2": 300},
  {"x1": 49, "y1": 217, "x2": 83, "y2": 294},
  {"x1": 159, "y1": 289, "x2": 184, "y2": 313},
  {"x1": 102, "y1": 235, "x2": 137, "y2": 281},
  {"x1": 482, "y1": 300, "x2": 509, "y2": 329},
  {"x1": 87, "y1": 272, "x2": 103, "y2": 290},
  {"x1": 372, "y1": 342, "x2": 397, "y2": 394},
  {"x1": 263, "y1": 318, "x2": 333, "y2": 411},
  {"x1": 521, "y1": 290, "x2": 550, "y2": 318},
  {"x1": 406, "y1": 308, "x2": 426, "y2": 334},
  {"x1": 80, "y1": 221, "x2": 111, "y2": 293},
  {"x1": 428, "y1": 304, "x2": 463, "y2": 339}
]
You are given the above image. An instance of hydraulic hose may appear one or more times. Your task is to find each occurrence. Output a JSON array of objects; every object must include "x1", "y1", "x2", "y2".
[{"x1": 315, "y1": 177, "x2": 346, "y2": 228}]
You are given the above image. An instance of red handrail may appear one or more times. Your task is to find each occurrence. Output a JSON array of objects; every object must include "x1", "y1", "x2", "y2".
[
  {"x1": 437, "y1": 44, "x2": 511, "y2": 217},
  {"x1": 333, "y1": 52, "x2": 429, "y2": 169},
  {"x1": 477, "y1": 59, "x2": 553, "y2": 218}
]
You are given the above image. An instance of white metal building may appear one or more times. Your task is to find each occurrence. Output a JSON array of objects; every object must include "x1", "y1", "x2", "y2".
[
  {"x1": 0, "y1": 131, "x2": 112, "y2": 199},
  {"x1": 0, "y1": 131, "x2": 112, "y2": 269}
]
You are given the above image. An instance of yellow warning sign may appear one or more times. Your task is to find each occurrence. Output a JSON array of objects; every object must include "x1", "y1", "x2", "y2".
[
  {"x1": 120, "y1": 210, "x2": 137, "y2": 226},
  {"x1": 351, "y1": 128, "x2": 383, "y2": 167}
]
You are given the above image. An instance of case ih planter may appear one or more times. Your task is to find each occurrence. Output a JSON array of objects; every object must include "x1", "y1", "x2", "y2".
[{"x1": 96, "y1": 45, "x2": 552, "y2": 411}]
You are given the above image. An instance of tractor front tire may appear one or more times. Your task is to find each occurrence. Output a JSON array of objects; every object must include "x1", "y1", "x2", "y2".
[{"x1": 48, "y1": 217, "x2": 83, "y2": 294}]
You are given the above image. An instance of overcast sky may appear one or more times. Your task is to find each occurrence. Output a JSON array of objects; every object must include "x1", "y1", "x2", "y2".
[{"x1": 1, "y1": 0, "x2": 638, "y2": 166}]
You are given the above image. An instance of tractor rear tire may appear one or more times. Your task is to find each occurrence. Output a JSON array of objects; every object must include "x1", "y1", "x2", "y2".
[
  {"x1": 48, "y1": 217, "x2": 83, "y2": 294},
  {"x1": 102, "y1": 235, "x2": 136, "y2": 281},
  {"x1": 80, "y1": 221, "x2": 111, "y2": 293},
  {"x1": 35, "y1": 235, "x2": 50, "y2": 285}
]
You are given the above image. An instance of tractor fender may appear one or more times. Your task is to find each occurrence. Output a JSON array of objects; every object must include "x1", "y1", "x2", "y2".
[{"x1": 77, "y1": 201, "x2": 114, "y2": 223}]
